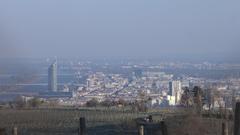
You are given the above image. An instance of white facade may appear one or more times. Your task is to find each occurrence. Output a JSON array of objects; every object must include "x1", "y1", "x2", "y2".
[
  {"x1": 169, "y1": 81, "x2": 182, "y2": 105},
  {"x1": 167, "y1": 95, "x2": 176, "y2": 106}
]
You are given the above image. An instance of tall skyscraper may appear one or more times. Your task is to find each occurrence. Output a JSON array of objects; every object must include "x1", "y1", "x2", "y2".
[
  {"x1": 48, "y1": 61, "x2": 57, "y2": 92},
  {"x1": 169, "y1": 81, "x2": 182, "y2": 104}
]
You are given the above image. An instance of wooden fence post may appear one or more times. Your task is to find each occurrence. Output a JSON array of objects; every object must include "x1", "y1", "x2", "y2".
[
  {"x1": 79, "y1": 117, "x2": 86, "y2": 135},
  {"x1": 13, "y1": 127, "x2": 17, "y2": 135},
  {"x1": 222, "y1": 122, "x2": 228, "y2": 135},
  {"x1": 0, "y1": 128, "x2": 5, "y2": 135},
  {"x1": 234, "y1": 102, "x2": 240, "y2": 135},
  {"x1": 160, "y1": 121, "x2": 168, "y2": 135},
  {"x1": 138, "y1": 125, "x2": 144, "y2": 135}
]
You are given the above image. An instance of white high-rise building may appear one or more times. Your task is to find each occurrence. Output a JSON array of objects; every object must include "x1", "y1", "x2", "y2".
[{"x1": 169, "y1": 81, "x2": 182, "y2": 105}]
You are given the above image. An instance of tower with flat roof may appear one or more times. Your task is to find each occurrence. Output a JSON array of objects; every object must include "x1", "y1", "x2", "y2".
[{"x1": 48, "y1": 61, "x2": 57, "y2": 92}]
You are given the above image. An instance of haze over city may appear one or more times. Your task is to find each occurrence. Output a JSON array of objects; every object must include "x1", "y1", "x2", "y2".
[{"x1": 0, "y1": 0, "x2": 240, "y2": 61}]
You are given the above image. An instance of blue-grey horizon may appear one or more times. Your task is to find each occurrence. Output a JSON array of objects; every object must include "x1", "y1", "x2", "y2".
[{"x1": 0, "y1": 0, "x2": 239, "y2": 62}]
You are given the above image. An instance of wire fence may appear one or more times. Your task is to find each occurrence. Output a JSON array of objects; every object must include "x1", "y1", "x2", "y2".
[{"x1": 0, "y1": 107, "x2": 238, "y2": 135}]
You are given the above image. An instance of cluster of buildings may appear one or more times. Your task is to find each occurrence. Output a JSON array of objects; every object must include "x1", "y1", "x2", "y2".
[
  {"x1": 44, "y1": 64, "x2": 185, "y2": 107},
  {"x1": 24, "y1": 60, "x2": 240, "y2": 110}
]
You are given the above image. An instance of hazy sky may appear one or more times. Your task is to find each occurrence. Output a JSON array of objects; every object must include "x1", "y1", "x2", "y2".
[{"x1": 0, "y1": 0, "x2": 239, "y2": 61}]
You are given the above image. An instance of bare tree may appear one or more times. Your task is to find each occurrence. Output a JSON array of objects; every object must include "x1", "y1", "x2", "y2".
[
  {"x1": 14, "y1": 96, "x2": 26, "y2": 109},
  {"x1": 28, "y1": 98, "x2": 42, "y2": 108},
  {"x1": 86, "y1": 98, "x2": 99, "y2": 107},
  {"x1": 180, "y1": 87, "x2": 193, "y2": 107}
]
